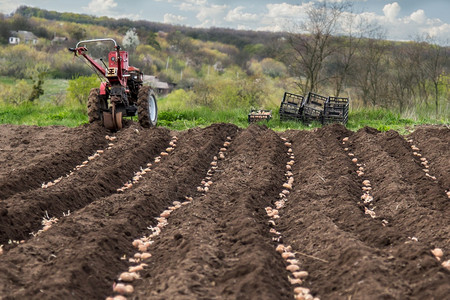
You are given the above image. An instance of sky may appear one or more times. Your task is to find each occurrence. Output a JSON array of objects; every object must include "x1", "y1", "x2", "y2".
[{"x1": 1, "y1": 0, "x2": 449, "y2": 43}]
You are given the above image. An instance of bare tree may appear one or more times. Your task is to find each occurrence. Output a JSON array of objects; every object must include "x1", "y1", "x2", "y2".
[
  {"x1": 423, "y1": 39, "x2": 448, "y2": 117},
  {"x1": 327, "y1": 10, "x2": 369, "y2": 96},
  {"x1": 389, "y1": 45, "x2": 417, "y2": 113},
  {"x1": 354, "y1": 28, "x2": 389, "y2": 107},
  {"x1": 288, "y1": 1, "x2": 350, "y2": 94},
  {"x1": 406, "y1": 37, "x2": 431, "y2": 107}
]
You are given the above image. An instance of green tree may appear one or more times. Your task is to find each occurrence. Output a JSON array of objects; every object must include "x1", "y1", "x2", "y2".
[
  {"x1": 67, "y1": 24, "x2": 86, "y2": 40},
  {"x1": 67, "y1": 75, "x2": 100, "y2": 105},
  {"x1": 28, "y1": 72, "x2": 46, "y2": 102},
  {"x1": 0, "y1": 15, "x2": 10, "y2": 44},
  {"x1": 146, "y1": 31, "x2": 160, "y2": 50},
  {"x1": 11, "y1": 14, "x2": 31, "y2": 31}
]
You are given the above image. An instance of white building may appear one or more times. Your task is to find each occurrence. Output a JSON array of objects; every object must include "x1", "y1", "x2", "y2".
[{"x1": 9, "y1": 31, "x2": 38, "y2": 45}]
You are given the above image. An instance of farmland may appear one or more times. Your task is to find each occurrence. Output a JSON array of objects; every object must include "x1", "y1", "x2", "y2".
[{"x1": 0, "y1": 122, "x2": 448, "y2": 299}]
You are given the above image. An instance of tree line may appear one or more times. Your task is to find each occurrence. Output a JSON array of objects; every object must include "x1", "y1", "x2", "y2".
[
  {"x1": 283, "y1": 1, "x2": 449, "y2": 116},
  {"x1": 2, "y1": 4, "x2": 450, "y2": 117}
]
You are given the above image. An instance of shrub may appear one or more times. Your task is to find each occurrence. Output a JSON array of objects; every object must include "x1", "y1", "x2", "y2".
[
  {"x1": 261, "y1": 58, "x2": 287, "y2": 78},
  {"x1": 0, "y1": 80, "x2": 32, "y2": 105},
  {"x1": 66, "y1": 74, "x2": 100, "y2": 105}
]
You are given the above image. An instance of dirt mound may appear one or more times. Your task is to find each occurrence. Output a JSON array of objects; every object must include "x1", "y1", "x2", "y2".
[
  {"x1": 0, "y1": 123, "x2": 108, "y2": 199},
  {"x1": 409, "y1": 125, "x2": 450, "y2": 188},
  {"x1": 0, "y1": 123, "x2": 171, "y2": 244},
  {"x1": 0, "y1": 123, "x2": 448, "y2": 299}
]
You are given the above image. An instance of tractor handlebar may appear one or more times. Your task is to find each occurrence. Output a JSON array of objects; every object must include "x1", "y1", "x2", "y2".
[
  {"x1": 69, "y1": 38, "x2": 120, "y2": 56},
  {"x1": 75, "y1": 38, "x2": 119, "y2": 49}
]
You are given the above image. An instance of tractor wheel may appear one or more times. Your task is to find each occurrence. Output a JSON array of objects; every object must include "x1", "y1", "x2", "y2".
[
  {"x1": 87, "y1": 88, "x2": 107, "y2": 123},
  {"x1": 137, "y1": 86, "x2": 158, "y2": 127}
]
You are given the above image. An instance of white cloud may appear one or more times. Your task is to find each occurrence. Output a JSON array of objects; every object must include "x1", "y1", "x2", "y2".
[
  {"x1": 165, "y1": 0, "x2": 227, "y2": 27},
  {"x1": 0, "y1": 0, "x2": 21, "y2": 14},
  {"x1": 156, "y1": 0, "x2": 207, "y2": 3},
  {"x1": 163, "y1": 13, "x2": 187, "y2": 24},
  {"x1": 255, "y1": 24, "x2": 285, "y2": 32},
  {"x1": 225, "y1": 6, "x2": 258, "y2": 22},
  {"x1": 265, "y1": 3, "x2": 309, "y2": 19},
  {"x1": 178, "y1": 0, "x2": 209, "y2": 12},
  {"x1": 195, "y1": 4, "x2": 227, "y2": 23},
  {"x1": 188, "y1": 0, "x2": 207, "y2": 5},
  {"x1": 254, "y1": 2, "x2": 313, "y2": 32},
  {"x1": 425, "y1": 23, "x2": 450, "y2": 39},
  {"x1": 83, "y1": 0, "x2": 141, "y2": 20},
  {"x1": 84, "y1": 0, "x2": 117, "y2": 15},
  {"x1": 410, "y1": 9, "x2": 426, "y2": 24},
  {"x1": 383, "y1": 2, "x2": 400, "y2": 21},
  {"x1": 347, "y1": 4, "x2": 449, "y2": 43}
]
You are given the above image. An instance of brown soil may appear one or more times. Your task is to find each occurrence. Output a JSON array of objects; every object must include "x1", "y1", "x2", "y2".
[
  {"x1": 0, "y1": 123, "x2": 108, "y2": 199},
  {"x1": 0, "y1": 123, "x2": 448, "y2": 300}
]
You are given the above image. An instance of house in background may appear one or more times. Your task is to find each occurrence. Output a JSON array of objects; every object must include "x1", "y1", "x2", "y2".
[
  {"x1": 143, "y1": 75, "x2": 175, "y2": 96},
  {"x1": 9, "y1": 30, "x2": 38, "y2": 45},
  {"x1": 51, "y1": 36, "x2": 68, "y2": 45}
]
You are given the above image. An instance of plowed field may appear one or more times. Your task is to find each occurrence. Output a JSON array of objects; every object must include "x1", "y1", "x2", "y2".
[{"x1": 0, "y1": 122, "x2": 448, "y2": 300}]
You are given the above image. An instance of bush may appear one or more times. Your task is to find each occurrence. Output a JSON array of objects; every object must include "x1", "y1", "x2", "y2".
[
  {"x1": 66, "y1": 75, "x2": 100, "y2": 105},
  {"x1": 0, "y1": 80, "x2": 32, "y2": 105},
  {"x1": 189, "y1": 72, "x2": 268, "y2": 110},
  {"x1": 261, "y1": 58, "x2": 287, "y2": 78},
  {"x1": 29, "y1": 72, "x2": 45, "y2": 102}
]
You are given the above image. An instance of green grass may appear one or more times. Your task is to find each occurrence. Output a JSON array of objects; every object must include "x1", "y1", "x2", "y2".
[
  {"x1": 0, "y1": 76, "x2": 18, "y2": 85},
  {"x1": 0, "y1": 96, "x2": 447, "y2": 131},
  {"x1": 1, "y1": 76, "x2": 447, "y2": 131},
  {"x1": 347, "y1": 109, "x2": 415, "y2": 133},
  {"x1": 41, "y1": 79, "x2": 69, "y2": 103},
  {"x1": 0, "y1": 102, "x2": 87, "y2": 127},
  {"x1": 158, "y1": 106, "x2": 310, "y2": 131},
  {"x1": 157, "y1": 106, "x2": 428, "y2": 132},
  {"x1": 0, "y1": 102, "x2": 446, "y2": 131}
]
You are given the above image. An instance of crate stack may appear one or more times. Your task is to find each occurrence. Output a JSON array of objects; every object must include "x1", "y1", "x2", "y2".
[
  {"x1": 323, "y1": 96, "x2": 349, "y2": 125},
  {"x1": 278, "y1": 92, "x2": 349, "y2": 126}
]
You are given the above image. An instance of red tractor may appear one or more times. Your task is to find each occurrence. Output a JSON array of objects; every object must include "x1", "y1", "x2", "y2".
[{"x1": 69, "y1": 38, "x2": 157, "y2": 130}]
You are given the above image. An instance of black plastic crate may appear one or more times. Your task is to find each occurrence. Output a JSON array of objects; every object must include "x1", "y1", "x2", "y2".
[
  {"x1": 302, "y1": 106, "x2": 323, "y2": 123},
  {"x1": 248, "y1": 109, "x2": 272, "y2": 123},
  {"x1": 323, "y1": 97, "x2": 349, "y2": 125},
  {"x1": 279, "y1": 92, "x2": 304, "y2": 121},
  {"x1": 302, "y1": 92, "x2": 327, "y2": 122},
  {"x1": 304, "y1": 92, "x2": 328, "y2": 107}
]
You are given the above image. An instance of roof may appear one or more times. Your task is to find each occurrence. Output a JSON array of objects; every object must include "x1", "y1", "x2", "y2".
[
  {"x1": 10, "y1": 30, "x2": 38, "y2": 40},
  {"x1": 143, "y1": 75, "x2": 172, "y2": 90},
  {"x1": 154, "y1": 82, "x2": 170, "y2": 89}
]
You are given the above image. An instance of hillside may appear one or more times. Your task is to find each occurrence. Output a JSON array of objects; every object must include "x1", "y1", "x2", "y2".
[{"x1": 0, "y1": 5, "x2": 448, "y2": 124}]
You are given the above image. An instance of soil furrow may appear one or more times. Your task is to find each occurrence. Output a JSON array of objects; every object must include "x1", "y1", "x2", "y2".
[
  {"x1": 277, "y1": 125, "x2": 420, "y2": 299},
  {"x1": 408, "y1": 126, "x2": 450, "y2": 189},
  {"x1": 0, "y1": 123, "x2": 108, "y2": 200},
  {"x1": 348, "y1": 128, "x2": 450, "y2": 298},
  {"x1": 0, "y1": 123, "x2": 239, "y2": 299},
  {"x1": 131, "y1": 125, "x2": 292, "y2": 300},
  {"x1": 0, "y1": 124, "x2": 171, "y2": 245},
  {"x1": 351, "y1": 128, "x2": 449, "y2": 217},
  {"x1": 0, "y1": 123, "x2": 448, "y2": 300}
]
